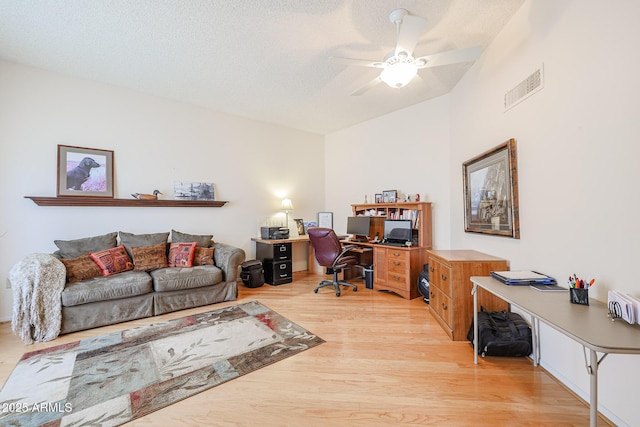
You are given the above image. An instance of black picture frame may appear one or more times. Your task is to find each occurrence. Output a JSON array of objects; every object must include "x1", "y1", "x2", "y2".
[{"x1": 382, "y1": 190, "x2": 397, "y2": 203}]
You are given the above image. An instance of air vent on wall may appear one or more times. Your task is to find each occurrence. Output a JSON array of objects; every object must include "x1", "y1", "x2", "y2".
[{"x1": 504, "y1": 65, "x2": 544, "y2": 111}]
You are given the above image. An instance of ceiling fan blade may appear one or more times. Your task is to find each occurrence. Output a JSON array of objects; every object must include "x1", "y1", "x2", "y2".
[
  {"x1": 415, "y1": 46, "x2": 482, "y2": 69},
  {"x1": 395, "y1": 15, "x2": 426, "y2": 56},
  {"x1": 330, "y1": 56, "x2": 385, "y2": 68},
  {"x1": 351, "y1": 76, "x2": 383, "y2": 96}
]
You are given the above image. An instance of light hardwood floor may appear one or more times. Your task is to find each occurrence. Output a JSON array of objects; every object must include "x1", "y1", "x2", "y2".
[{"x1": 0, "y1": 273, "x2": 611, "y2": 426}]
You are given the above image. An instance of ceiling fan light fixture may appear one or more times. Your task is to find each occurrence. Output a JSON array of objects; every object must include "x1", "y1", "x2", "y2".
[{"x1": 380, "y1": 61, "x2": 418, "y2": 88}]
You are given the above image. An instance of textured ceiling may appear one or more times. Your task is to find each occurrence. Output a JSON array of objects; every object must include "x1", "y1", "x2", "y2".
[{"x1": 0, "y1": 1, "x2": 525, "y2": 135}]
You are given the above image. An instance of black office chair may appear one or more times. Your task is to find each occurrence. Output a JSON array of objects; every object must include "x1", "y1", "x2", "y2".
[{"x1": 307, "y1": 227, "x2": 359, "y2": 297}]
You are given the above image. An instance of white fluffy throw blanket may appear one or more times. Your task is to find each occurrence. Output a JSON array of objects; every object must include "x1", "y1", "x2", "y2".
[{"x1": 9, "y1": 253, "x2": 66, "y2": 344}]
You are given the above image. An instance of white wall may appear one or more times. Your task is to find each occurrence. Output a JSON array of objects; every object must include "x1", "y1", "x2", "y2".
[
  {"x1": 0, "y1": 61, "x2": 324, "y2": 321},
  {"x1": 449, "y1": 1, "x2": 639, "y2": 425},
  {"x1": 325, "y1": 95, "x2": 452, "y2": 248}
]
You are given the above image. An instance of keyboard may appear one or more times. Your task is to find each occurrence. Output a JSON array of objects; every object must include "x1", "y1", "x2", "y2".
[{"x1": 381, "y1": 241, "x2": 407, "y2": 247}]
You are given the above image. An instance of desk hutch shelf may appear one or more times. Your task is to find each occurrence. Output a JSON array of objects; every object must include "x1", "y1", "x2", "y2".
[{"x1": 351, "y1": 202, "x2": 432, "y2": 248}]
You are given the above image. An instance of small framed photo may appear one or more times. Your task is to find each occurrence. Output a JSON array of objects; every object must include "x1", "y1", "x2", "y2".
[
  {"x1": 375, "y1": 193, "x2": 383, "y2": 203},
  {"x1": 57, "y1": 145, "x2": 114, "y2": 197},
  {"x1": 318, "y1": 212, "x2": 333, "y2": 229},
  {"x1": 173, "y1": 181, "x2": 215, "y2": 200},
  {"x1": 294, "y1": 218, "x2": 305, "y2": 235},
  {"x1": 382, "y1": 190, "x2": 397, "y2": 203}
]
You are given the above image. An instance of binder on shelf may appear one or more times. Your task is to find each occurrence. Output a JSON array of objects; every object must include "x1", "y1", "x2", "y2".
[{"x1": 491, "y1": 270, "x2": 557, "y2": 286}]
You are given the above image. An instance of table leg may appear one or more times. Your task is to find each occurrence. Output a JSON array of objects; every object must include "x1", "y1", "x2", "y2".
[
  {"x1": 589, "y1": 348, "x2": 598, "y2": 427},
  {"x1": 531, "y1": 317, "x2": 539, "y2": 367},
  {"x1": 473, "y1": 283, "x2": 478, "y2": 365}
]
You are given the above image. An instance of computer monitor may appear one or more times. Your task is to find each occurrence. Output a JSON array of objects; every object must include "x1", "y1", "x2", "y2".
[
  {"x1": 346, "y1": 216, "x2": 371, "y2": 240},
  {"x1": 383, "y1": 219, "x2": 413, "y2": 242}
]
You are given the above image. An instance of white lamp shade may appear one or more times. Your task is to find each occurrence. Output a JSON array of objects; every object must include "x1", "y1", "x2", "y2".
[
  {"x1": 281, "y1": 198, "x2": 294, "y2": 210},
  {"x1": 380, "y1": 62, "x2": 418, "y2": 88}
]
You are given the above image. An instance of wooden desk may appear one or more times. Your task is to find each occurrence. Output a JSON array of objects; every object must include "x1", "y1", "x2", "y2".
[{"x1": 471, "y1": 276, "x2": 640, "y2": 427}]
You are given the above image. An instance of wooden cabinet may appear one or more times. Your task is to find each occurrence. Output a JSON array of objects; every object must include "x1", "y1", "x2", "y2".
[
  {"x1": 351, "y1": 202, "x2": 432, "y2": 248},
  {"x1": 427, "y1": 250, "x2": 509, "y2": 341},
  {"x1": 373, "y1": 246, "x2": 426, "y2": 300},
  {"x1": 352, "y1": 202, "x2": 432, "y2": 300}
]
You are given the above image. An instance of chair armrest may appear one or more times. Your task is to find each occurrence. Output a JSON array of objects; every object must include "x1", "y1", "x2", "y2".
[{"x1": 212, "y1": 243, "x2": 246, "y2": 283}]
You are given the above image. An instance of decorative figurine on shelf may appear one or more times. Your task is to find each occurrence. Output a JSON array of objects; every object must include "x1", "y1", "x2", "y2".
[
  {"x1": 404, "y1": 194, "x2": 411, "y2": 202},
  {"x1": 131, "y1": 190, "x2": 162, "y2": 200},
  {"x1": 416, "y1": 193, "x2": 420, "y2": 201}
]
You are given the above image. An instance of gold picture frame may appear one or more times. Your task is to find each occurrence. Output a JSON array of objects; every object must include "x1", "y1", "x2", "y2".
[{"x1": 463, "y1": 139, "x2": 520, "y2": 238}]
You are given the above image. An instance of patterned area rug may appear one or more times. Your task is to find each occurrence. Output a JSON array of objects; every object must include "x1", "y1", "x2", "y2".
[{"x1": 0, "y1": 300, "x2": 324, "y2": 426}]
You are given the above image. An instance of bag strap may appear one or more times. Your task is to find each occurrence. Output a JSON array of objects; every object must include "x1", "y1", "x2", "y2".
[{"x1": 486, "y1": 311, "x2": 522, "y2": 340}]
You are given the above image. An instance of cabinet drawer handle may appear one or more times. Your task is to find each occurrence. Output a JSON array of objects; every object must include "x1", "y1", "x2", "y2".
[
  {"x1": 392, "y1": 252, "x2": 402, "y2": 257},
  {"x1": 441, "y1": 274, "x2": 447, "y2": 281},
  {"x1": 392, "y1": 275, "x2": 402, "y2": 281},
  {"x1": 442, "y1": 303, "x2": 448, "y2": 311},
  {"x1": 391, "y1": 261, "x2": 402, "y2": 266},
  {"x1": 429, "y1": 266, "x2": 434, "y2": 273}
]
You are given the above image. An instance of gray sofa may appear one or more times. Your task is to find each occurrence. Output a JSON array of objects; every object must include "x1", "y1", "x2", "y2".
[{"x1": 53, "y1": 230, "x2": 245, "y2": 334}]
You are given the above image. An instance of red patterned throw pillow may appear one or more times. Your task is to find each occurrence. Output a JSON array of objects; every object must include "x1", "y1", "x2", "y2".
[
  {"x1": 90, "y1": 244, "x2": 134, "y2": 276},
  {"x1": 168, "y1": 242, "x2": 197, "y2": 267}
]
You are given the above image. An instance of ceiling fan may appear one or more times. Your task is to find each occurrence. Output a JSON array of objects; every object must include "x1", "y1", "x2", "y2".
[{"x1": 331, "y1": 8, "x2": 482, "y2": 96}]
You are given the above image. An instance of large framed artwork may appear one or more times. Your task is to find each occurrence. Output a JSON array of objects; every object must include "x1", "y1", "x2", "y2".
[
  {"x1": 463, "y1": 139, "x2": 520, "y2": 238},
  {"x1": 57, "y1": 145, "x2": 114, "y2": 198}
]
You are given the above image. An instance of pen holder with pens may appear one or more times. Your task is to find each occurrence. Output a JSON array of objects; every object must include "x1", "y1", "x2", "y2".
[
  {"x1": 568, "y1": 274, "x2": 593, "y2": 306},
  {"x1": 569, "y1": 288, "x2": 589, "y2": 305}
]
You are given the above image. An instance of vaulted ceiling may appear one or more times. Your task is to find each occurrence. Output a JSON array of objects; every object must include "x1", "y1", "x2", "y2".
[{"x1": 0, "y1": 1, "x2": 525, "y2": 135}]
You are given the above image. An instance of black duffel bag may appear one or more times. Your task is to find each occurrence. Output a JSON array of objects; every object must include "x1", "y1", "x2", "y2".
[
  {"x1": 240, "y1": 260, "x2": 265, "y2": 288},
  {"x1": 467, "y1": 307, "x2": 532, "y2": 357}
]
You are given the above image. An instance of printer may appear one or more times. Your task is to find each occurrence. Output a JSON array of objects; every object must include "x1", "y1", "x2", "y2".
[{"x1": 260, "y1": 226, "x2": 290, "y2": 240}]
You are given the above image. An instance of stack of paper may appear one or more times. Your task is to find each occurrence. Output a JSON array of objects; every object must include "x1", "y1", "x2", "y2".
[{"x1": 608, "y1": 290, "x2": 640, "y2": 325}]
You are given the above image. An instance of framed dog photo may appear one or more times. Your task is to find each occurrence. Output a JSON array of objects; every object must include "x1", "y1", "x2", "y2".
[{"x1": 57, "y1": 145, "x2": 114, "y2": 197}]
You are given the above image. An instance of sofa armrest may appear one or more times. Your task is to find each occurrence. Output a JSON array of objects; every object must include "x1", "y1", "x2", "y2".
[{"x1": 212, "y1": 243, "x2": 246, "y2": 283}]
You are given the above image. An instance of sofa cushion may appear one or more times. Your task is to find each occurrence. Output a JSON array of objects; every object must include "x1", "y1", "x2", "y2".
[
  {"x1": 54, "y1": 232, "x2": 118, "y2": 258},
  {"x1": 171, "y1": 229, "x2": 213, "y2": 247},
  {"x1": 168, "y1": 242, "x2": 197, "y2": 267},
  {"x1": 61, "y1": 270, "x2": 153, "y2": 307},
  {"x1": 90, "y1": 245, "x2": 134, "y2": 276},
  {"x1": 131, "y1": 243, "x2": 168, "y2": 271},
  {"x1": 59, "y1": 254, "x2": 102, "y2": 283},
  {"x1": 151, "y1": 265, "x2": 223, "y2": 292},
  {"x1": 193, "y1": 247, "x2": 215, "y2": 266},
  {"x1": 119, "y1": 231, "x2": 169, "y2": 257}
]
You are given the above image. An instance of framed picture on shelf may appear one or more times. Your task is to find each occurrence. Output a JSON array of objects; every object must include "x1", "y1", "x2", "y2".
[
  {"x1": 294, "y1": 218, "x2": 305, "y2": 235},
  {"x1": 375, "y1": 193, "x2": 383, "y2": 203},
  {"x1": 57, "y1": 145, "x2": 114, "y2": 198},
  {"x1": 463, "y1": 138, "x2": 520, "y2": 239},
  {"x1": 382, "y1": 190, "x2": 397, "y2": 203},
  {"x1": 318, "y1": 212, "x2": 333, "y2": 229}
]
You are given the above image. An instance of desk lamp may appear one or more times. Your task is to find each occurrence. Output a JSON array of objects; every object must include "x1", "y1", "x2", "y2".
[{"x1": 281, "y1": 198, "x2": 294, "y2": 230}]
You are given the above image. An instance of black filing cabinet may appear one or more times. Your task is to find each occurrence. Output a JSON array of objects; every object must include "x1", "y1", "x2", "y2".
[{"x1": 256, "y1": 242, "x2": 293, "y2": 285}]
